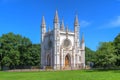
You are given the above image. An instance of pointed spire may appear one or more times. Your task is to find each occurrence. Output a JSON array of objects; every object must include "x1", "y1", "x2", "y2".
[
  {"x1": 60, "y1": 18, "x2": 64, "y2": 30},
  {"x1": 66, "y1": 25, "x2": 68, "y2": 38},
  {"x1": 54, "y1": 10, "x2": 59, "y2": 23},
  {"x1": 74, "y1": 14, "x2": 79, "y2": 26},
  {"x1": 81, "y1": 33, "x2": 85, "y2": 50},
  {"x1": 48, "y1": 26, "x2": 50, "y2": 32},
  {"x1": 41, "y1": 16, "x2": 46, "y2": 27},
  {"x1": 81, "y1": 33, "x2": 84, "y2": 43},
  {"x1": 66, "y1": 25, "x2": 68, "y2": 32}
]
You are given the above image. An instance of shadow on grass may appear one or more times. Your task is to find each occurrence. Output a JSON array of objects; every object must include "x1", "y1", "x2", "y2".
[
  {"x1": 112, "y1": 70, "x2": 120, "y2": 73},
  {"x1": 84, "y1": 69, "x2": 120, "y2": 73}
]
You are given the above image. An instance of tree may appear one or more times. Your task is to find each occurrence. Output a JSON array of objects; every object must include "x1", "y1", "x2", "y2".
[
  {"x1": 18, "y1": 37, "x2": 32, "y2": 67},
  {"x1": 27, "y1": 44, "x2": 40, "y2": 66},
  {"x1": 113, "y1": 33, "x2": 120, "y2": 66},
  {"x1": 0, "y1": 33, "x2": 21, "y2": 69},
  {"x1": 0, "y1": 32, "x2": 41, "y2": 70},
  {"x1": 95, "y1": 42, "x2": 117, "y2": 68},
  {"x1": 85, "y1": 47, "x2": 95, "y2": 65}
]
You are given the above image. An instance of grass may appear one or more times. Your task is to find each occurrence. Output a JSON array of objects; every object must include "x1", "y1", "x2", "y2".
[{"x1": 0, "y1": 70, "x2": 120, "y2": 80}]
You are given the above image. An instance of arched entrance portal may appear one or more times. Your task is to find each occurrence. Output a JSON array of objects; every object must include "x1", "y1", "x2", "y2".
[
  {"x1": 47, "y1": 54, "x2": 51, "y2": 66},
  {"x1": 65, "y1": 54, "x2": 71, "y2": 67}
]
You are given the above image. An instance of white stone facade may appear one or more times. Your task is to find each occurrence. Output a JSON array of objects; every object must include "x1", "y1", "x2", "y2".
[{"x1": 41, "y1": 11, "x2": 85, "y2": 70}]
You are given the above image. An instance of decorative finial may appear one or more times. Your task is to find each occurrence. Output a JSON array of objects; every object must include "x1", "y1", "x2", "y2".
[
  {"x1": 74, "y1": 14, "x2": 79, "y2": 26},
  {"x1": 54, "y1": 10, "x2": 59, "y2": 23},
  {"x1": 48, "y1": 26, "x2": 50, "y2": 32},
  {"x1": 60, "y1": 18, "x2": 64, "y2": 30},
  {"x1": 66, "y1": 25, "x2": 68, "y2": 38},
  {"x1": 66, "y1": 25, "x2": 68, "y2": 32},
  {"x1": 41, "y1": 16, "x2": 46, "y2": 27},
  {"x1": 81, "y1": 33, "x2": 84, "y2": 43}
]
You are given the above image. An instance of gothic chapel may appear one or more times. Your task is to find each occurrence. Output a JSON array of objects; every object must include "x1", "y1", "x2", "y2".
[{"x1": 41, "y1": 10, "x2": 85, "y2": 70}]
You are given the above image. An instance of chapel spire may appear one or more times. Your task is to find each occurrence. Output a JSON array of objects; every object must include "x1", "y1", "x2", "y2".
[
  {"x1": 66, "y1": 25, "x2": 69, "y2": 38},
  {"x1": 41, "y1": 16, "x2": 46, "y2": 27},
  {"x1": 81, "y1": 33, "x2": 85, "y2": 50},
  {"x1": 60, "y1": 18, "x2": 64, "y2": 30},
  {"x1": 66, "y1": 25, "x2": 68, "y2": 32},
  {"x1": 48, "y1": 26, "x2": 50, "y2": 32},
  {"x1": 81, "y1": 33, "x2": 84, "y2": 43},
  {"x1": 54, "y1": 10, "x2": 59, "y2": 23},
  {"x1": 74, "y1": 14, "x2": 79, "y2": 26}
]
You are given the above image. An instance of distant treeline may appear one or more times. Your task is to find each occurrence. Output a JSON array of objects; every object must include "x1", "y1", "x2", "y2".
[
  {"x1": 86, "y1": 33, "x2": 120, "y2": 69},
  {"x1": 0, "y1": 32, "x2": 120, "y2": 70}
]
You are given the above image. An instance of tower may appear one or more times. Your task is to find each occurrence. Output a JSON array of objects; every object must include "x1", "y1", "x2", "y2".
[
  {"x1": 74, "y1": 15, "x2": 80, "y2": 68},
  {"x1": 60, "y1": 19, "x2": 64, "y2": 31},
  {"x1": 41, "y1": 16, "x2": 46, "y2": 68},
  {"x1": 74, "y1": 14, "x2": 80, "y2": 48},
  {"x1": 81, "y1": 33, "x2": 85, "y2": 68},
  {"x1": 53, "y1": 10, "x2": 60, "y2": 69}
]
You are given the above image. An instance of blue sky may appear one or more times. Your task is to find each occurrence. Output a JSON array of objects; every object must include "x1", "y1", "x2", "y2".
[{"x1": 0, "y1": 0, "x2": 120, "y2": 51}]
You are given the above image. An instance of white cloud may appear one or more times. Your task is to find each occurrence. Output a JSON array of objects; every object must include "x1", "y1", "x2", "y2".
[
  {"x1": 110, "y1": 16, "x2": 120, "y2": 27},
  {"x1": 80, "y1": 20, "x2": 91, "y2": 28},
  {"x1": 99, "y1": 16, "x2": 120, "y2": 29}
]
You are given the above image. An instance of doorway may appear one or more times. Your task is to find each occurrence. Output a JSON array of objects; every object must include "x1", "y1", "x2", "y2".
[
  {"x1": 47, "y1": 54, "x2": 51, "y2": 66},
  {"x1": 65, "y1": 54, "x2": 71, "y2": 67}
]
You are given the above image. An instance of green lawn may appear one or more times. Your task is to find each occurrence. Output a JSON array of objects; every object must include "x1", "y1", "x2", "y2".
[{"x1": 0, "y1": 70, "x2": 120, "y2": 80}]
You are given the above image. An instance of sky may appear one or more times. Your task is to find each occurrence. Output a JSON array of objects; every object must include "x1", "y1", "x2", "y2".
[{"x1": 0, "y1": 0, "x2": 120, "y2": 51}]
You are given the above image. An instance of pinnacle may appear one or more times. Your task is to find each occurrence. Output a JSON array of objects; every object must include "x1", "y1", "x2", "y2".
[
  {"x1": 54, "y1": 10, "x2": 59, "y2": 23},
  {"x1": 74, "y1": 14, "x2": 79, "y2": 26},
  {"x1": 81, "y1": 33, "x2": 84, "y2": 43},
  {"x1": 41, "y1": 16, "x2": 46, "y2": 27},
  {"x1": 60, "y1": 19, "x2": 64, "y2": 30}
]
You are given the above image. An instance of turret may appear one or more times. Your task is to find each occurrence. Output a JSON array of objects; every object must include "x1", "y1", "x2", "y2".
[
  {"x1": 54, "y1": 10, "x2": 59, "y2": 23},
  {"x1": 74, "y1": 15, "x2": 79, "y2": 26},
  {"x1": 41, "y1": 16, "x2": 46, "y2": 69},
  {"x1": 80, "y1": 33, "x2": 85, "y2": 68},
  {"x1": 41, "y1": 16, "x2": 46, "y2": 42},
  {"x1": 48, "y1": 26, "x2": 50, "y2": 32},
  {"x1": 66, "y1": 25, "x2": 68, "y2": 32},
  {"x1": 60, "y1": 19, "x2": 64, "y2": 31},
  {"x1": 53, "y1": 10, "x2": 60, "y2": 30},
  {"x1": 81, "y1": 33, "x2": 85, "y2": 50},
  {"x1": 74, "y1": 14, "x2": 80, "y2": 47},
  {"x1": 53, "y1": 10, "x2": 60, "y2": 69},
  {"x1": 66, "y1": 25, "x2": 68, "y2": 38}
]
